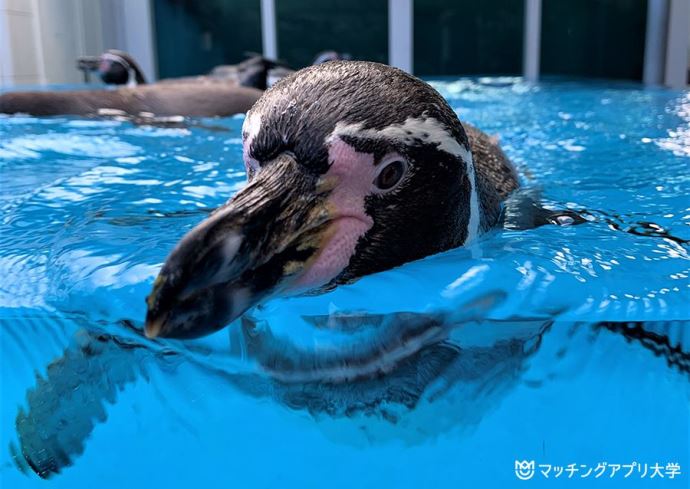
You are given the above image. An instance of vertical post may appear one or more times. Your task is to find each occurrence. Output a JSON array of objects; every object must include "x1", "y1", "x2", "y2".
[
  {"x1": 102, "y1": 0, "x2": 157, "y2": 81},
  {"x1": 30, "y1": 0, "x2": 46, "y2": 84},
  {"x1": 388, "y1": 0, "x2": 413, "y2": 73},
  {"x1": 121, "y1": 0, "x2": 157, "y2": 82},
  {"x1": 664, "y1": 0, "x2": 689, "y2": 89},
  {"x1": 261, "y1": 0, "x2": 277, "y2": 59},
  {"x1": 643, "y1": 0, "x2": 669, "y2": 85},
  {"x1": 522, "y1": 0, "x2": 541, "y2": 82}
]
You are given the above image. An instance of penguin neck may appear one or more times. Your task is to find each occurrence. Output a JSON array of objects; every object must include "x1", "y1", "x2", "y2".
[
  {"x1": 126, "y1": 63, "x2": 147, "y2": 85},
  {"x1": 473, "y1": 168, "x2": 504, "y2": 235}
]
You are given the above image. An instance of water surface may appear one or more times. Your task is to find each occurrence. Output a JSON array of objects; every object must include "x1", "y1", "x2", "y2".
[{"x1": 1, "y1": 79, "x2": 689, "y2": 488}]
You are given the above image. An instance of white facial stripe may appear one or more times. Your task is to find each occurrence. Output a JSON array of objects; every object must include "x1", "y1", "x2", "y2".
[
  {"x1": 242, "y1": 112, "x2": 262, "y2": 141},
  {"x1": 327, "y1": 116, "x2": 480, "y2": 244},
  {"x1": 127, "y1": 69, "x2": 137, "y2": 87},
  {"x1": 464, "y1": 152, "x2": 480, "y2": 244},
  {"x1": 242, "y1": 112, "x2": 262, "y2": 176},
  {"x1": 329, "y1": 117, "x2": 469, "y2": 158}
]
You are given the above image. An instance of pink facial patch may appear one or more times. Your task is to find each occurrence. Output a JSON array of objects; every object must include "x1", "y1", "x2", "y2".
[{"x1": 290, "y1": 137, "x2": 383, "y2": 291}]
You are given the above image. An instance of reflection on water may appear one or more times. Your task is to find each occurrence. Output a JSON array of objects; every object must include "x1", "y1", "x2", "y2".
[{"x1": 1, "y1": 81, "x2": 689, "y2": 488}]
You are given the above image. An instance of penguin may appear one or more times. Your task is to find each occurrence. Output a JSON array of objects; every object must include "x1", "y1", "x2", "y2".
[
  {"x1": 264, "y1": 51, "x2": 353, "y2": 88},
  {"x1": 143, "y1": 61, "x2": 523, "y2": 339},
  {"x1": 206, "y1": 53, "x2": 294, "y2": 90},
  {"x1": 1, "y1": 50, "x2": 283, "y2": 117},
  {"x1": 76, "y1": 50, "x2": 147, "y2": 86},
  {"x1": 0, "y1": 51, "x2": 358, "y2": 117},
  {"x1": 77, "y1": 50, "x2": 287, "y2": 89},
  {"x1": 96, "y1": 49, "x2": 147, "y2": 86}
]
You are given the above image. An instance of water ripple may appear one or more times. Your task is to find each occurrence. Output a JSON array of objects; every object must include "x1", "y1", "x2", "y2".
[{"x1": 1, "y1": 81, "x2": 688, "y2": 486}]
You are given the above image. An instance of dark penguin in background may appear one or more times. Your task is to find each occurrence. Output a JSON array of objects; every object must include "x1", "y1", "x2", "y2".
[
  {"x1": 144, "y1": 61, "x2": 520, "y2": 340},
  {"x1": 96, "y1": 49, "x2": 147, "y2": 86},
  {"x1": 206, "y1": 54, "x2": 294, "y2": 90},
  {"x1": 76, "y1": 50, "x2": 147, "y2": 86},
  {"x1": 0, "y1": 50, "x2": 359, "y2": 117},
  {"x1": 78, "y1": 49, "x2": 289, "y2": 89}
]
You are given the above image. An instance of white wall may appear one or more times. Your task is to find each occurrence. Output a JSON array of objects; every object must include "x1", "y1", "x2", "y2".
[
  {"x1": 36, "y1": 0, "x2": 104, "y2": 84},
  {"x1": 0, "y1": 0, "x2": 154, "y2": 87},
  {"x1": 100, "y1": 0, "x2": 156, "y2": 82},
  {"x1": 0, "y1": 0, "x2": 45, "y2": 86}
]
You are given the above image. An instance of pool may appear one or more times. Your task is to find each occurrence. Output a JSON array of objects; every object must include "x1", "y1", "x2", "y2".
[{"x1": 1, "y1": 78, "x2": 688, "y2": 488}]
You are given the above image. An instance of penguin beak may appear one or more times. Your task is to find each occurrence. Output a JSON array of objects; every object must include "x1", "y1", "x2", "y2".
[
  {"x1": 76, "y1": 56, "x2": 100, "y2": 72},
  {"x1": 144, "y1": 152, "x2": 338, "y2": 339}
]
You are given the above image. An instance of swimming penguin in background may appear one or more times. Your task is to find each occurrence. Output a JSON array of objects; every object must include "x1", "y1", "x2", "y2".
[
  {"x1": 0, "y1": 51, "x2": 269, "y2": 117},
  {"x1": 144, "y1": 60, "x2": 522, "y2": 339},
  {"x1": 0, "y1": 51, "x2": 350, "y2": 117},
  {"x1": 77, "y1": 49, "x2": 292, "y2": 89},
  {"x1": 0, "y1": 50, "x2": 293, "y2": 117}
]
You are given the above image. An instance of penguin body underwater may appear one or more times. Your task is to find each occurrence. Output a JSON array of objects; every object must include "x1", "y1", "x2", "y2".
[{"x1": 144, "y1": 60, "x2": 521, "y2": 340}]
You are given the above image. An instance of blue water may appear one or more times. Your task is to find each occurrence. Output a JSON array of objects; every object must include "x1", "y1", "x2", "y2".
[{"x1": 1, "y1": 79, "x2": 689, "y2": 488}]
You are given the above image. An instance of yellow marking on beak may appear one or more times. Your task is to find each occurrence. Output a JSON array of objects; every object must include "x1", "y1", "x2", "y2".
[
  {"x1": 283, "y1": 260, "x2": 304, "y2": 276},
  {"x1": 146, "y1": 274, "x2": 166, "y2": 309},
  {"x1": 316, "y1": 175, "x2": 338, "y2": 194}
]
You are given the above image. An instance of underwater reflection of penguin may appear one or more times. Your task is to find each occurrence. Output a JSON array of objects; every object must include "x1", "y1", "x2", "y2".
[{"x1": 14, "y1": 62, "x2": 688, "y2": 478}]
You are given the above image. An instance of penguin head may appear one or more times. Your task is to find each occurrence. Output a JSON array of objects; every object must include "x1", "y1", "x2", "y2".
[
  {"x1": 145, "y1": 61, "x2": 481, "y2": 339},
  {"x1": 98, "y1": 50, "x2": 146, "y2": 86},
  {"x1": 234, "y1": 55, "x2": 291, "y2": 90}
]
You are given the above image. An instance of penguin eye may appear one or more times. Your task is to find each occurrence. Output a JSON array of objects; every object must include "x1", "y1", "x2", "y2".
[{"x1": 374, "y1": 160, "x2": 407, "y2": 191}]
